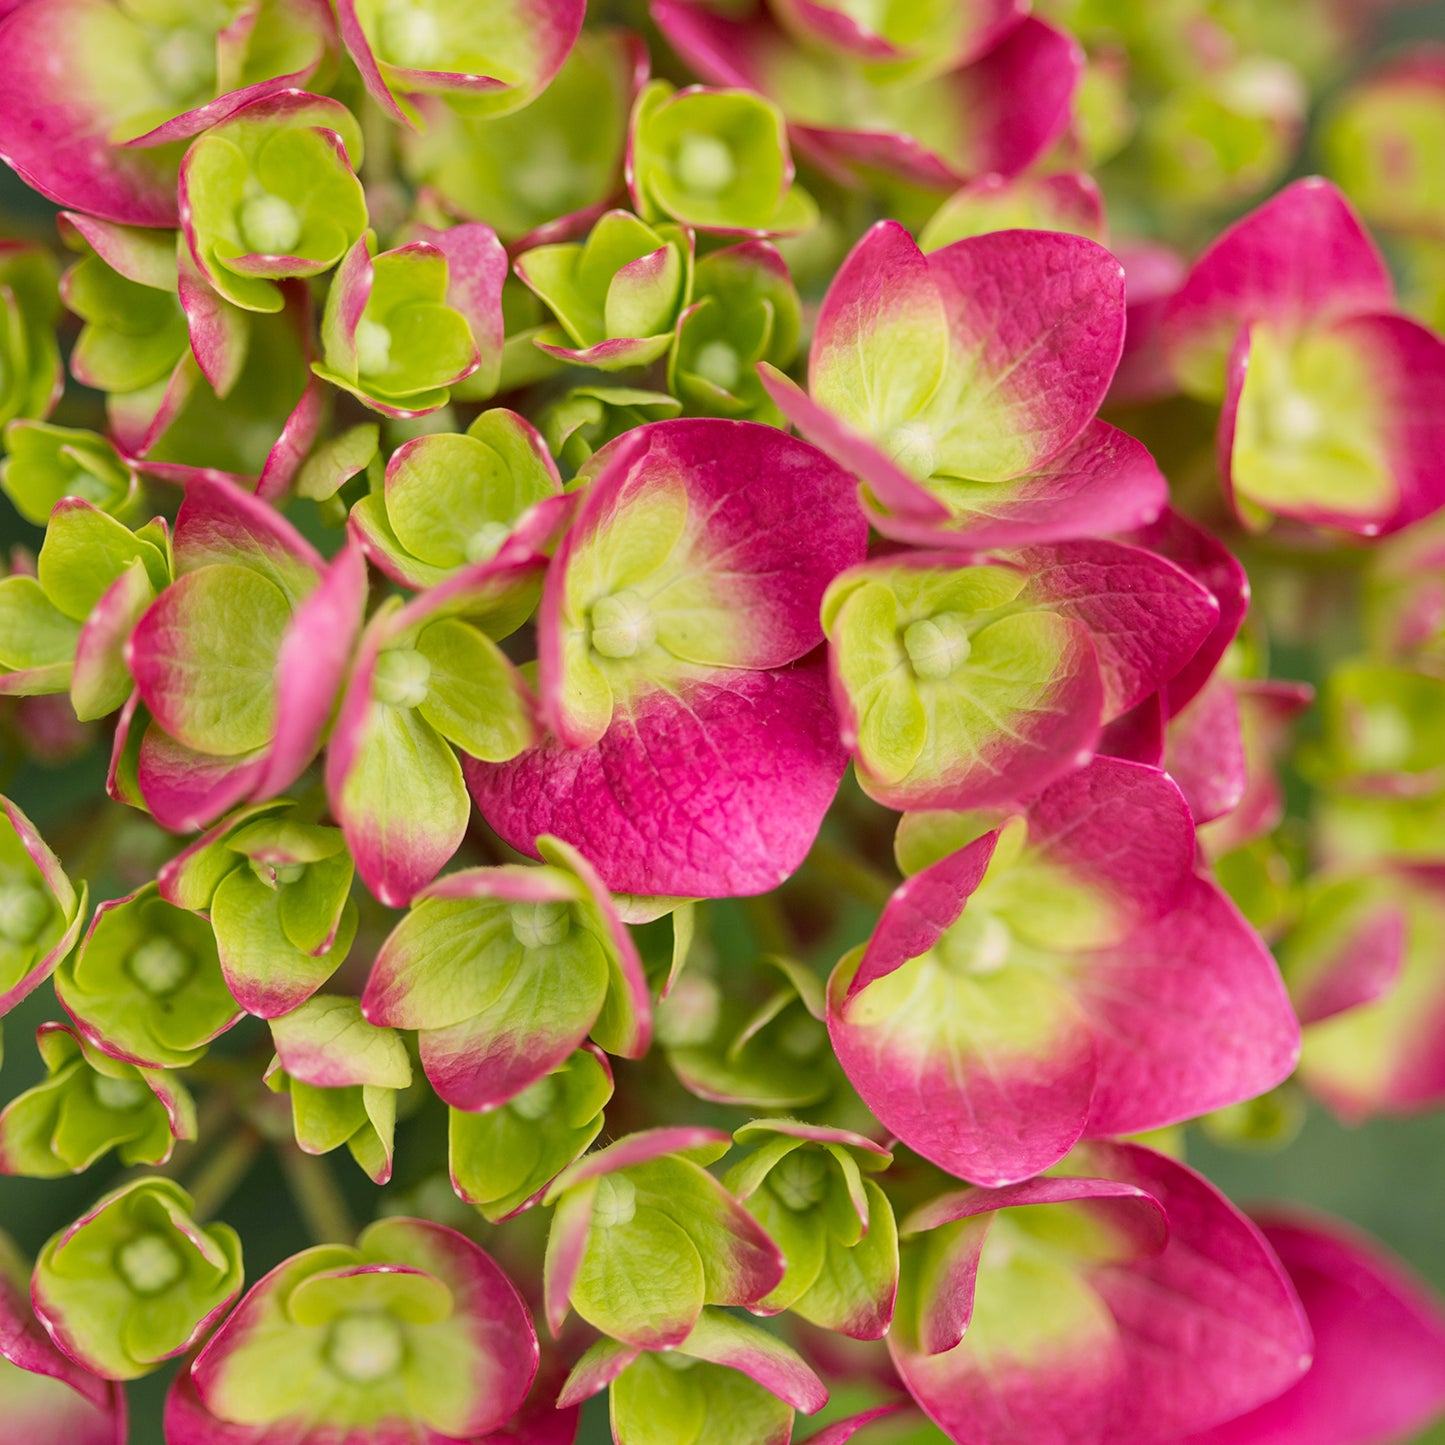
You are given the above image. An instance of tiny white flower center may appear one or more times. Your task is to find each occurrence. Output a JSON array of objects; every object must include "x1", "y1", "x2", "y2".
[
  {"x1": 1271, "y1": 390, "x2": 1323, "y2": 449},
  {"x1": 510, "y1": 901, "x2": 572, "y2": 950},
  {"x1": 593, "y1": 1173, "x2": 637, "y2": 1228},
  {"x1": 355, "y1": 319, "x2": 394, "y2": 378},
  {"x1": 152, "y1": 27, "x2": 214, "y2": 99},
  {"x1": 904, "y1": 613, "x2": 972, "y2": 682},
  {"x1": 590, "y1": 589, "x2": 656, "y2": 660},
  {"x1": 771, "y1": 1149, "x2": 829, "y2": 1211},
  {"x1": 693, "y1": 340, "x2": 740, "y2": 392},
  {"x1": 510, "y1": 1075, "x2": 559, "y2": 1121},
  {"x1": 378, "y1": 0, "x2": 444, "y2": 67},
  {"x1": 937, "y1": 910, "x2": 1012, "y2": 977},
  {"x1": 92, "y1": 1073, "x2": 150, "y2": 1111},
  {"x1": 327, "y1": 1312, "x2": 406, "y2": 1384},
  {"x1": 116, "y1": 1232, "x2": 184, "y2": 1296},
  {"x1": 239, "y1": 193, "x2": 302, "y2": 256},
  {"x1": 882, "y1": 421, "x2": 938, "y2": 479},
  {"x1": 0, "y1": 880, "x2": 49, "y2": 944},
  {"x1": 373, "y1": 648, "x2": 431, "y2": 710},
  {"x1": 674, "y1": 133, "x2": 736, "y2": 195},
  {"x1": 127, "y1": 938, "x2": 194, "y2": 997}
]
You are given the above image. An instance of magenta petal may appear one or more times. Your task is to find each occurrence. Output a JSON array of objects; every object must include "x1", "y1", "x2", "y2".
[
  {"x1": 867, "y1": 422, "x2": 1167, "y2": 551},
  {"x1": 1014, "y1": 539, "x2": 1220, "y2": 719},
  {"x1": 1163, "y1": 676, "x2": 1247, "y2": 827},
  {"x1": 801, "y1": 1405, "x2": 913, "y2": 1444},
  {"x1": 0, "y1": 0, "x2": 179, "y2": 224},
  {"x1": 136, "y1": 730, "x2": 265, "y2": 833},
  {"x1": 1180, "y1": 1213, "x2": 1445, "y2": 1445},
  {"x1": 255, "y1": 373, "x2": 326, "y2": 503},
  {"x1": 1075, "y1": 877, "x2": 1301, "y2": 1138},
  {"x1": 851, "y1": 832, "x2": 999, "y2": 1001},
  {"x1": 1097, "y1": 692, "x2": 1167, "y2": 769},
  {"x1": 173, "y1": 472, "x2": 325, "y2": 579},
  {"x1": 468, "y1": 660, "x2": 850, "y2": 898},
  {"x1": 177, "y1": 248, "x2": 250, "y2": 399},
  {"x1": 1109, "y1": 242, "x2": 1187, "y2": 407},
  {"x1": 413, "y1": 222, "x2": 508, "y2": 393},
  {"x1": 420, "y1": 1013, "x2": 590, "y2": 1112},
  {"x1": 1163, "y1": 178, "x2": 1394, "y2": 397},
  {"x1": 1081, "y1": 1143, "x2": 1313, "y2": 1443},
  {"x1": 252, "y1": 540, "x2": 367, "y2": 800}
]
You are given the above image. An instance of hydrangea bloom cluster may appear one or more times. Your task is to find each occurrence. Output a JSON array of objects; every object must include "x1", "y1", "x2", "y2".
[{"x1": 0, "y1": 1, "x2": 1444, "y2": 1442}]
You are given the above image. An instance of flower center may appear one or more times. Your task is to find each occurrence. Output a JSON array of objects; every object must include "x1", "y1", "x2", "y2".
[
  {"x1": 355, "y1": 319, "x2": 394, "y2": 378},
  {"x1": 116, "y1": 1232, "x2": 184, "y2": 1296},
  {"x1": 377, "y1": 0, "x2": 443, "y2": 67},
  {"x1": 593, "y1": 1174, "x2": 637, "y2": 1228},
  {"x1": 937, "y1": 910, "x2": 1013, "y2": 977},
  {"x1": 151, "y1": 26, "x2": 215, "y2": 101},
  {"x1": 674, "y1": 133, "x2": 736, "y2": 195},
  {"x1": 239, "y1": 193, "x2": 302, "y2": 257},
  {"x1": 126, "y1": 938, "x2": 194, "y2": 997},
  {"x1": 92, "y1": 1073, "x2": 149, "y2": 1111},
  {"x1": 510, "y1": 901, "x2": 572, "y2": 949},
  {"x1": 465, "y1": 521, "x2": 511, "y2": 564},
  {"x1": 771, "y1": 1149, "x2": 829, "y2": 1211},
  {"x1": 510, "y1": 1075, "x2": 558, "y2": 1121},
  {"x1": 693, "y1": 340, "x2": 740, "y2": 392},
  {"x1": 904, "y1": 614, "x2": 972, "y2": 682},
  {"x1": 327, "y1": 1312, "x2": 405, "y2": 1384},
  {"x1": 882, "y1": 421, "x2": 938, "y2": 479},
  {"x1": 589, "y1": 590, "x2": 656, "y2": 659},
  {"x1": 1269, "y1": 390, "x2": 1323, "y2": 449},
  {"x1": 0, "y1": 879, "x2": 49, "y2": 944},
  {"x1": 373, "y1": 648, "x2": 431, "y2": 709}
]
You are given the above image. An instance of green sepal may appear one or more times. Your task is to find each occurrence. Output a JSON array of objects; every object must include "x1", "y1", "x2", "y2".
[
  {"x1": 295, "y1": 423, "x2": 380, "y2": 502},
  {"x1": 0, "y1": 244, "x2": 61, "y2": 429},
  {"x1": 63, "y1": 251, "x2": 189, "y2": 395},
  {"x1": 36, "y1": 499, "x2": 169, "y2": 621},
  {"x1": 0, "y1": 421, "x2": 141, "y2": 526},
  {"x1": 0, "y1": 575, "x2": 79, "y2": 684},
  {"x1": 610, "y1": 1341, "x2": 794, "y2": 1445},
  {"x1": 539, "y1": 386, "x2": 682, "y2": 474},
  {"x1": 450, "y1": 1047, "x2": 613, "y2": 1221}
]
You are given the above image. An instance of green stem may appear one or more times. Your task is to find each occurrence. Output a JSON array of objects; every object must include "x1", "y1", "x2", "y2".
[
  {"x1": 280, "y1": 1146, "x2": 357, "y2": 1246},
  {"x1": 186, "y1": 1127, "x2": 263, "y2": 1222},
  {"x1": 804, "y1": 837, "x2": 896, "y2": 910}
]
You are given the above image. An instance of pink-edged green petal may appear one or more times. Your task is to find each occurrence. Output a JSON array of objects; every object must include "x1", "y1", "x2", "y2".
[
  {"x1": 135, "y1": 729, "x2": 265, "y2": 835},
  {"x1": 920, "y1": 171, "x2": 1107, "y2": 252},
  {"x1": 1181, "y1": 1213, "x2": 1445, "y2": 1445},
  {"x1": 70, "y1": 560, "x2": 156, "y2": 722},
  {"x1": 410, "y1": 222, "x2": 508, "y2": 397},
  {"x1": 674, "y1": 1308, "x2": 829, "y2": 1413},
  {"x1": 468, "y1": 660, "x2": 850, "y2": 898},
  {"x1": 865, "y1": 421, "x2": 1167, "y2": 551},
  {"x1": 1013, "y1": 539, "x2": 1219, "y2": 720},
  {"x1": 1163, "y1": 178, "x2": 1394, "y2": 401},
  {"x1": 1072, "y1": 875, "x2": 1301, "y2": 1138},
  {"x1": 0, "y1": 796, "x2": 85, "y2": 1018},
  {"x1": 172, "y1": 472, "x2": 323, "y2": 597},
  {"x1": 829, "y1": 936, "x2": 1098, "y2": 1188}
]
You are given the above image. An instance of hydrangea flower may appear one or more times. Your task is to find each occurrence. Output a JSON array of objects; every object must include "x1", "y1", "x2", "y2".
[
  {"x1": 449, "y1": 1044, "x2": 613, "y2": 1221},
  {"x1": 55, "y1": 884, "x2": 241, "y2": 1069},
  {"x1": 1279, "y1": 864, "x2": 1445, "y2": 1121},
  {"x1": 0, "y1": 1021, "x2": 195, "y2": 1176},
  {"x1": 628, "y1": 80, "x2": 818, "y2": 237},
  {"x1": 516, "y1": 208, "x2": 695, "y2": 370},
  {"x1": 313, "y1": 222, "x2": 507, "y2": 416},
  {"x1": 0, "y1": 423, "x2": 139, "y2": 529},
  {"x1": 888, "y1": 1143, "x2": 1311, "y2": 1445},
  {"x1": 543, "y1": 1126, "x2": 784, "y2": 1348},
  {"x1": 540, "y1": 383, "x2": 681, "y2": 472},
  {"x1": 0, "y1": 1231, "x2": 124, "y2": 1445},
  {"x1": 0, "y1": 796, "x2": 87, "y2": 1019},
  {"x1": 761, "y1": 221, "x2": 1166, "y2": 548},
  {"x1": 348, "y1": 407, "x2": 566, "y2": 588},
  {"x1": 0, "y1": 0, "x2": 338, "y2": 225},
  {"x1": 822, "y1": 543, "x2": 1216, "y2": 810},
  {"x1": 32, "y1": 1177, "x2": 244, "y2": 1381},
  {"x1": 265, "y1": 994, "x2": 412, "y2": 1184},
  {"x1": 401, "y1": 28, "x2": 648, "y2": 245},
  {"x1": 123, "y1": 474, "x2": 367, "y2": 832},
  {"x1": 558, "y1": 1307, "x2": 829, "y2": 1444},
  {"x1": 326, "y1": 556, "x2": 541, "y2": 905},
  {"x1": 724, "y1": 1120, "x2": 898, "y2": 1340},
  {"x1": 467, "y1": 417, "x2": 867, "y2": 898},
  {"x1": 0, "y1": 243, "x2": 61, "y2": 431},
  {"x1": 1162, "y1": 178, "x2": 1445, "y2": 536},
  {"x1": 362, "y1": 836, "x2": 650, "y2": 1109},
  {"x1": 828, "y1": 758, "x2": 1299, "y2": 1185},
  {"x1": 670, "y1": 239, "x2": 801, "y2": 423},
  {"x1": 653, "y1": 3, "x2": 1081, "y2": 193},
  {"x1": 338, "y1": 0, "x2": 585, "y2": 124},
  {"x1": 158, "y1": 802, "x2": 356, "y2": 1016},
  {"x1": 166, "y1": 1218, "x2": 537, "y2": 1442}
]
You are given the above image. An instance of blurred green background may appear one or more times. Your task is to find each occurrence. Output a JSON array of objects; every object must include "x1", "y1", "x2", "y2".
[{"x1": 4, "y1": 3, "x2": 1445, "y2": 1442}]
